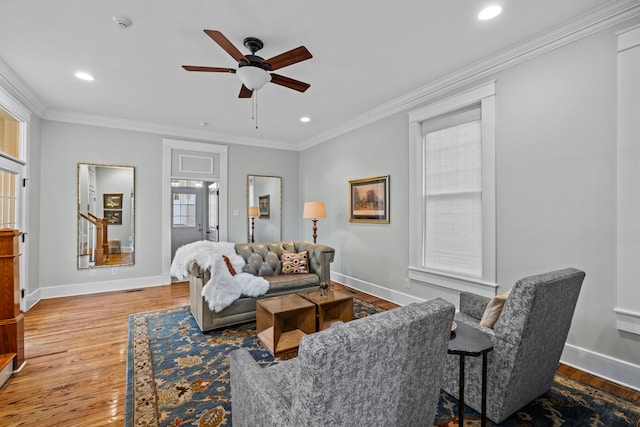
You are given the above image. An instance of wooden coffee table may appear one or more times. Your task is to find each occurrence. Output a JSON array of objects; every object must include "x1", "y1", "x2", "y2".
[
  {"x1": 256, "y1": 294, "x2": 316, "y2": 356},
  {"x1": 297, "y1": 289, "x2": 354, "y2": 330}
]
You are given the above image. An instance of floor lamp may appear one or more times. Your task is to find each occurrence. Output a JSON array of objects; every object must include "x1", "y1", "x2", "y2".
[
  {"x1": 248, "y1": 206, "x2": 260, "y2": 243},
  {"x1": 303, "y1": 201, "x2": 326, "y2": 243}
]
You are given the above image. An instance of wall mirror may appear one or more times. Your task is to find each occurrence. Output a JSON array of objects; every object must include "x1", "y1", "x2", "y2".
[
  {"x1": 78, "y1": 163, "x2": 135, "y2": 269},
  {"x1": 247, "y1": 175, "x2": 282, "y2": 242}
]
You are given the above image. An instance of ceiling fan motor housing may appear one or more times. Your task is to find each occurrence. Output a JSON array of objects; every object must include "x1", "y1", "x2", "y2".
[
  {"x1": 240, "y1": 54, "x2": 271, "y2": 71},
  {"x1": 243, "y1": 37, "x2": 264, "y2": 53}
]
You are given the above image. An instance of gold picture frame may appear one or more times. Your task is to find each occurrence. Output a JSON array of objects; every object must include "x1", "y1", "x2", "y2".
[
  {"x1": 103, "y1": 193, "x2": 123, "y2": 209},
  {"x1": 259, "y1": 195, "x2": 270, "y2": 218},
  {"x1": 349, "y1": 175, "x2": 390, "y2": 223},
  {"x1": 104, "y1": 210, "x2": 123, "y2": 225}
]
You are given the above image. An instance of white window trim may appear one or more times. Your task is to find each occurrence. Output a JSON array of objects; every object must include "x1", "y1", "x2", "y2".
[
  {"x1": 616, "y1": 26, "x2": 640, "y2": 335},
  {"x1": 0, "y1": 86, "x2": 30, "y2": 312},
  {"x1": 408, "y1": 82, "x2": 497, "y2": 298}
]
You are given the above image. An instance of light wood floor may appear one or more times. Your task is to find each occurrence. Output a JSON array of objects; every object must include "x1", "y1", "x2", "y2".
[{"x1": 0, "y1": 282, "x2": 637, "y2": 426}]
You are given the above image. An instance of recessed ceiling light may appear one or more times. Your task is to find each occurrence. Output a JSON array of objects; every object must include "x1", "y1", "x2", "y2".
[
  {"x1": 478, "y1": 5, "x2": 502, "y2": 20},
  {"x1": 112, "y1": 16, "x2": 132, "y2": 29},
  {"x1": 300, "y1": 116, "x2": 311, "y2": 123},
  {"x1": 75, "y1": 72, "x2": 95, "y2": 81}
]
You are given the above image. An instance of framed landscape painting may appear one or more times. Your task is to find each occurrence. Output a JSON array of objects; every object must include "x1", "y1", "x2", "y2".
[
  {"x1": 104, "y1": 210, "x2": 123, "y2": 225},
  {"x1": 259, "y1": 195, "x2": 270, "y2": 219},
  {"x1": 349, "y1": 175, "x2": 390, "y2": 223},
  {"x1": 103, "y1": 193, "x2": 123, "y2": 209}
]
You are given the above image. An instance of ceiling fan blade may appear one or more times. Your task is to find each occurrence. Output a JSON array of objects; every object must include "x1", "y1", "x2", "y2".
[
  {"x1": 239, "y1": 85, "x2": 253, "y2": 98},
  {"x1": 182, "y1": 65, "x2": 236, "y2": 73},
  {"x1": 264, "y1": 46, "x2": 312, "y2": 71},
  {"x1": 204, "y1": 30, "x2": 249, "y2": 64},
  {"x1": 270, "y1": 73, "x2": 310, "y2": 92}
]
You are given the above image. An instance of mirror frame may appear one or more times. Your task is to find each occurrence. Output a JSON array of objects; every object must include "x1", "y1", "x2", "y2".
[
  {"x1": 77, "y1": 163, "x2": 135, "y2": 269},
  {"x1": 247, "y1": 174, "x2": 282, "y2": 243}
]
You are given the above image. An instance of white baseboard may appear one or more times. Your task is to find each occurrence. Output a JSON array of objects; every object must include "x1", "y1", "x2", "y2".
[
  {"x1": 24, "y1": 288, "x2": 41, "y2": 311},
  {"x1": 331, "y1": 272, "x2": 424, "y2": 306},
  {"x1": 333, "y1": 270, "x2": 640, "y2": 392},
  {"x1": 37, "y1": 275, "x2": 169, "y2": 300},
  {"x1": 561, "y1": 343, "x2": 640, "y2": 392}
]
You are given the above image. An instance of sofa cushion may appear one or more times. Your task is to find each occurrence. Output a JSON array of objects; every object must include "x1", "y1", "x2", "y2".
[
  {"x1": 236, "y1": 242, "x2": 293, "y2": 276},
  {"x1": 281, "y1": 251, "x2": 309, "y2": 274},
  {"x1": 266, "y1": 273, "x2": 319, "y2": 292}
]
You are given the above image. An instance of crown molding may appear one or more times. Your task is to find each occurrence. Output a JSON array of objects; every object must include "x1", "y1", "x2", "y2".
[
  {"x1": 299, "y1": 0, "x2": 640, "y2": 149},
  {"x1": 0, "y1": 57, "x2": 46, "y2": 117},
  {"x1": 43, "y1": 110, "x2": 297, "y2": 151}
]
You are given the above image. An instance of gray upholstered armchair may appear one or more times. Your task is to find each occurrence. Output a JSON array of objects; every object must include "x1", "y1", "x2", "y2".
[
  {"x1": 230, "y1": 298, "x2": 455, "y2": 427},
  {"x1": 441, "y1": 268, "x2": 585, "y2": 423}
]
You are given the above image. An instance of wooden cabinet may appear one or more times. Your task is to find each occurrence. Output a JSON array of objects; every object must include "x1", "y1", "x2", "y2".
[{"x1": 0, "y1": 229, "x2": 24, "y2": 371}]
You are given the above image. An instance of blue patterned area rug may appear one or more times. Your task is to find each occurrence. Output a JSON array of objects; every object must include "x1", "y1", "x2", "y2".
[{"x1": 125, "y1": 302, "x2": 639, "y2": 427}]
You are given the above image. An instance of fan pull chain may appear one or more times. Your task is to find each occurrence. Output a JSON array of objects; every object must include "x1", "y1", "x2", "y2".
[
  {"x1": 255, "y1": 90, "x2": 259, "y2": 130},
  {"x1": 251, "y1": 92, "x2": 255, "y2": 121},
  {"x1": 250, "y1": 91, "x2": 259, "y2": 129}
]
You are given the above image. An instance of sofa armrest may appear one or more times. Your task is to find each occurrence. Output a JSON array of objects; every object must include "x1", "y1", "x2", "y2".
[
  {"x1": 188, "y1": 260, "x2": 204, "y2": 278},
  {"x1": 459, "y1": 292, "x2": 491, "y2": 320},
  {"x1": 293, "y1": 241, "x2": 335, "y2": 283},
  {"x1": 230, "y1": 349, "x2": 291, "y2": 427}
]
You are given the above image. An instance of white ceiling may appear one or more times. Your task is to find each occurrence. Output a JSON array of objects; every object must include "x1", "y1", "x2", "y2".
[{"x1": 0, "y1": 1, "x2": 638, "y2": 149}]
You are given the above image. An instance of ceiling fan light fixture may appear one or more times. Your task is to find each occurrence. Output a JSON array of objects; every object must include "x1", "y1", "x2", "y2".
[{"x1": 236, "y1": 66, "x2": 271, "y2": 91}]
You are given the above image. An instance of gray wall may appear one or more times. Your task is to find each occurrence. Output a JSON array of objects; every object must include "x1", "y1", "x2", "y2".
[
  {"x1": 300, "y1": 114, "x2": 410, "y2": 290},
  {"x1": 227, "y1": 144, "x2": 298, "y2": 242},
  {"x1": 38, "y1": 120, "x2": 299, "y2": 289},
  {"x1": 299, "y1": 22, "x2": 640, "y2": 366},
  {"x1": 40, "y1": 121, "x2": 163, "y2": 286}
]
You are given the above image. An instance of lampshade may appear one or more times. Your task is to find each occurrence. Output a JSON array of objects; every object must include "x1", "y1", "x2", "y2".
[
  {"x1": 303, "y1": 201, "x2": 326, "y2": 219},
  {"x1": 248, "y1": 206, "x2": 260, "y2": 217},
  {"x1": 236, "y1": 66, "x2": 271, "y2": 91}
]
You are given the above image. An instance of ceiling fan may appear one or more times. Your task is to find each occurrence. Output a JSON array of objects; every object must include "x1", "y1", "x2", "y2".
[{"x1": 182, "y1": 30, "x2": 312, "y2": 98}]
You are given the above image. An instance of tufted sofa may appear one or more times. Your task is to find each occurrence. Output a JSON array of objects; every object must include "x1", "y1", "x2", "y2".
[{"x1": 188, "y1": 241, "x2": 335, "y2": 331}]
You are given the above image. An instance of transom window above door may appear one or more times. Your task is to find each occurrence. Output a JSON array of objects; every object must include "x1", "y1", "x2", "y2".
[{"x1": 0, "y1": 108, "x2": 20, "y2": 159}]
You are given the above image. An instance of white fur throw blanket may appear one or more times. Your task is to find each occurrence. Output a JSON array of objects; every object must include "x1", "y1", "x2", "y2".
[{"x1": 170, "y1": 241, "x2": 269, "y2": 313}]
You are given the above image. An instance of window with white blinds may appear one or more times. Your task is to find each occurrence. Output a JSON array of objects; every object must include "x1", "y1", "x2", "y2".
[
  {"x1": 408, "y1": 82, "x2": 496, "y2": 297},
  {"x1": 422, "y1": 108, "x2": 482, "y2": 277}
]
